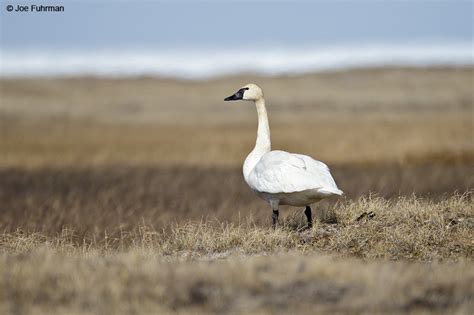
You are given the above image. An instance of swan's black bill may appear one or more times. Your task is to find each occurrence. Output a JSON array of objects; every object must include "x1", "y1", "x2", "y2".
[{"x1": 224, "y1": 87, "x2": 248, "y2": 101}]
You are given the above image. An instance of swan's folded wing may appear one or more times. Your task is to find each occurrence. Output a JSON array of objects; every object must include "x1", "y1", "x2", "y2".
[{"x1": 248, "y1": 151, "x2": 343, "y2": 195}]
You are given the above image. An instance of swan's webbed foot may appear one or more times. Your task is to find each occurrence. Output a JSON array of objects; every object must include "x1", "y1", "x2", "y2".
[
  {"x1": 272, "y1": 210, "x2": 279, "y2": 229},
  {"x1": 304, "y1": 206, "x2": 313, "y2": 229}
]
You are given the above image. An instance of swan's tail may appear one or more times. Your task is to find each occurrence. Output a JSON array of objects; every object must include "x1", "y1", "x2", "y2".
[{"x1": 319, "y1": 187, "x2": 344, "y2": 197}]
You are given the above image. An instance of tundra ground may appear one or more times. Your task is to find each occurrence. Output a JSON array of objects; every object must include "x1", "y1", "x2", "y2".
[{"x1": 1, "y1": 68, "x2": 473, "y2": 314}]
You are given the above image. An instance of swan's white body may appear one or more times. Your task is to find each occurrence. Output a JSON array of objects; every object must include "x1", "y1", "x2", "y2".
[
  {"x1": 242, "y1": 97, "x2": 342, "y2": 210},
  {"x1": 246, "y1": 150, "x2": 343, "y2": 207},
  {"x1": 225, "y1": 83, "x2": 342, "y2": 226}
]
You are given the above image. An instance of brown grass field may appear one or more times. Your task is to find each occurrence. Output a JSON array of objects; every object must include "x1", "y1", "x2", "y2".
[{"x1": 1, "y1": 67, "x2": 473, "y2": 314}]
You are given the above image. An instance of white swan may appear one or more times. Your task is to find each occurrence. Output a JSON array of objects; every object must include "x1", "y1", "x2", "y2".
[{"x1": 224, "y1": 83, "x2": 343, "y2": 228}]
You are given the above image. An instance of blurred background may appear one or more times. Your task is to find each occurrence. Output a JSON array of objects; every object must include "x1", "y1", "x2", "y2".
[
  {"x1": 1, "y1": 1, "x2": 472, "y2": 77},
  {"x1": 0, "y1": 1, "x2": 472, "y2": 235}
]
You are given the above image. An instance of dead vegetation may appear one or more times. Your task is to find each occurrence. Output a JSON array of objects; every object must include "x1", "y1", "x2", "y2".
[
  {"x1": 0, "y1": 164, "x2": 472, "y2": 237},
  {"x1": 1, "y1": 68, "x2": 473, "y2": 169},
  {"x1": 2, "y1": 251, "x2": 473, "y2": 315},
  {"x1": 2, "y1": 194, "x2": 472, "y2": 260},
  {"x1": 1, "y1": 113, "x2": 472, "y2": 168},
  {"x1": 1, "y1": 194, "x2": 473, "y2": 315}
]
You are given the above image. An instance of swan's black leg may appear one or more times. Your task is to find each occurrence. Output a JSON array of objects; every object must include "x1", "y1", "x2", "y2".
[
  {"x1": 272, "y1": 210, "x2": 279, "y2": 229},
  {"x1": 304, "y1": 206, "x2": 313, "y2": 229}
]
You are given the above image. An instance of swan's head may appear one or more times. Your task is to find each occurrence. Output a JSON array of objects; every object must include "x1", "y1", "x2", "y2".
[{"x1": 224, "y1": 83, "x2": 263, "y2": 102}]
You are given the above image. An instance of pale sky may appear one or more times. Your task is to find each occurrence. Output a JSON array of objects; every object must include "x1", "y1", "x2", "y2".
[{"x1": 1, "y1": 1, "x2": 472, "y2": 50}]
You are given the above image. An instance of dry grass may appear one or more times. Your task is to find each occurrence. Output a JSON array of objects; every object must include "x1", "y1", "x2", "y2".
[
  {"x1": 1, "y1": 113, "x2": 472, "y2": 168},
  {"x1": 2, "y1": 67, "x2": 472, "y2": 125},
  {"x1": 0, "y1": 194, "x2": 474, "y2": 261},
  {"x1": 0, "y1": 164, "x2": 472, "y2": 237},
  {"x1": 2, "y1": 194, "x2": 472, "y2": 260},
  {"x1": 1, "y1": 67, "x2": 473, "y2": 168},
  {"x1": 1, "y1": 195, "x2": 473, "y2": 315},
  {"x1": 2, "y1": 251, "x2": 473, "y2": 315}
]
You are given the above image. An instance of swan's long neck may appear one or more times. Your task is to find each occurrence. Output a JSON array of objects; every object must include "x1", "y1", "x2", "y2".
[{"x1": 243, "y1": 98, "x2": 271, "y2": 181}]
